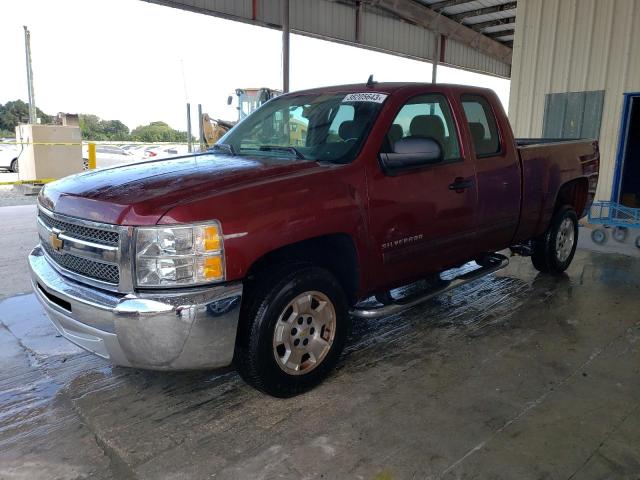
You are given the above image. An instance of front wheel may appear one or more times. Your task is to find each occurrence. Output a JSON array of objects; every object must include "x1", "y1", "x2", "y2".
[
  {"x1": 531, "y1": 205, "x2": 578, "y2": 274},
  {"x1": 235, "y1": 265, "x2": 350, "y2": 397},
  {"x1": 10, "y1": 159, "x2": 18, "y2": 173}
]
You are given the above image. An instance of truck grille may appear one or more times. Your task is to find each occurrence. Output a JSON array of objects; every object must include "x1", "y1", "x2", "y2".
[
  {"x1": 37, "y1": 207, "x2": 126, "y2": 291},
  {"x1": 38, "y1": 210, "x2": 120, "y2": 246},
  {"x1": 42, "y1": 241, "x2": 120, "y2": 284}
]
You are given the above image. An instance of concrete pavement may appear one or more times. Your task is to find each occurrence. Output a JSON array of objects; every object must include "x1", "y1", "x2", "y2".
[{"x1": 0, "y1": 205, "x2": 638, "y2": 479}]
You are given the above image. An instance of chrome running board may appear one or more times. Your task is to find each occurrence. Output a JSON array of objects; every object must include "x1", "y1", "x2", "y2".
[{"x1": 350, "y1": 253, "x2": 509, "y2": 319}]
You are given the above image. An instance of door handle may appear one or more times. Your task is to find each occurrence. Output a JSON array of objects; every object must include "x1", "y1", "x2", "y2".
[{"x1": 449, "y1": 177, "x2": 474, "y2": 193}]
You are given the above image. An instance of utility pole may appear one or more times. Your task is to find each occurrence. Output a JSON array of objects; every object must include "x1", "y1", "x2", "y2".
[
  {"x1": 186, "y1": 103, "x2": 193, "y2": 153},
  {"x1": 282, "y1": 0, "x2": 290, "y2": 93},
  {"x1": 23, "y1": 26, "x2": 37, "y2": 124}
]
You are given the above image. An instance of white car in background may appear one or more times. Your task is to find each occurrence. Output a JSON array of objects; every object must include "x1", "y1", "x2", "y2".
[
  {"x1": 0, "y1": 143, "x2": 21, "y2": 172},
  {"x1": 123, "y1": 145, "x2": 156, "y2": 159},
  {"x1": 81, "y1": 144, "x2": 190, "y2": 169},
  {"x1": 82, "y1": 145, "x2": 137, "y2": 169},
  {"x1": 144, "y1": 144, "x2": 190, "y2": 159}
]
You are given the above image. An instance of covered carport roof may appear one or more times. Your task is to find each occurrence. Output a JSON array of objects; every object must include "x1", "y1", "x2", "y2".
[
  {"x1": 142, "y1": 0, "x2": 516, "y2": 78},
  {"x1": 418, "y1": 0, "x2": 516, "y2": 49}
]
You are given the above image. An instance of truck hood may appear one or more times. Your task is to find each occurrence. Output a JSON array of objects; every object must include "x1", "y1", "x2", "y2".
[{"x1": 39, "y1": 153, "x2": 318, "y2": 225}]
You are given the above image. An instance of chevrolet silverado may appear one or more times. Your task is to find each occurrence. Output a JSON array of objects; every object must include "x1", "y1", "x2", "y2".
[{"x1": 29, "y1": 82, "x2": 599, "y2": 397}]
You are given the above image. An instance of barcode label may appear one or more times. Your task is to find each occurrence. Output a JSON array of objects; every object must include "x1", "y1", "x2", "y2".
[{"x1": 342, "y1": 92, "x2": 388, "y2": 103}]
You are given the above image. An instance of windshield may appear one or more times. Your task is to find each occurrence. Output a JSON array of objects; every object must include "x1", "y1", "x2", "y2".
[{"x1": 218, "y1": 92, "x2": 386, "y2": 164}]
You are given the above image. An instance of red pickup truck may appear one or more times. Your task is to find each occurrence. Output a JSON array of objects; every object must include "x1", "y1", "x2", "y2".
[{"x1": 30, "y1": 83, "x2": 599, "y2": 396}]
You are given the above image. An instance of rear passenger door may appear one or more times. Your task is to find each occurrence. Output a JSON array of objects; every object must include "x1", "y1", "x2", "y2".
[
  {"x1": 367, "y1": 93, "x2": 478, "y2": 289},
  {"x1": 461, "y1": 94, "x2": 521, "y2": 251}
]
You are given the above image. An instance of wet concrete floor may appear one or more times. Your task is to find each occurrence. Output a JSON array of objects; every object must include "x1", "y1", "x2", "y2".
[{"x1": 0, "y1": 205, "x2": 639, "y2": 479}]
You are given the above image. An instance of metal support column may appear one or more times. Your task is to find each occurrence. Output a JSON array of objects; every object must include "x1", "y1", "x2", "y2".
[
  {"x1": 23, "y1": 26, "x2": 36, "y2": 124},
  {"x1": 186, "y1": 103, "x2": 193, "y2": 153},
  {"x1": 355, "y1": 1, "x2": 363, "y2": 43},
  {"x1": 431, "y1": 33, "x2": 441, "y2": 84},
  {"x1": 282, "y1": 0, "x2": 290, "y2": 93},
  {"x1": 197, "y1": 103, "x2": 204, "y2": 151}
]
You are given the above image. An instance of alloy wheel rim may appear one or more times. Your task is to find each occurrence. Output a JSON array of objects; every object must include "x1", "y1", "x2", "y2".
[
  {"x1": 556, "y1": 217, "x2": 575, "y2": 262},
  {"x1": 272, "y1": 291, "x2": 336, "y2": 376}
]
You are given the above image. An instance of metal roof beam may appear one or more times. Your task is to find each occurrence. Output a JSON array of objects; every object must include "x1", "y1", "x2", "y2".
[
  {"x1": 485, "y1": 28, "x2": 515, "y2": 38},
  {"x1": 467, "y1": 16, "x2": 516, "y2": 31},
  {"x1": 449, "y1": 2, "x2": 517, "y2": 22},
  {"x1": 374, "y1": 0, "x2": 512, "y2": 63},
  {"x1": 429, "y1": 0, "x2": 473, "y2": 12}
]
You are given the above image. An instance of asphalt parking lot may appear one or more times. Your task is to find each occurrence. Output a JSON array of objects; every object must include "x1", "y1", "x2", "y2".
[{"x1": 1, "y1": 204, "x2": 639, "y2": 479}]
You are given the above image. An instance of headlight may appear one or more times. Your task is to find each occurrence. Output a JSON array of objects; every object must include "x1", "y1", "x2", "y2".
[{"x1": 135, "y1": 222, "x2": 224, "y2": 287}]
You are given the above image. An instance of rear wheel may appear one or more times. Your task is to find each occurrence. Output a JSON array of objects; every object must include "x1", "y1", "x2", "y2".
[
  {"x1": 235, "y1": 265, "x2": 350, "y2": 397},
  {"x1": 10, "y1": 159, "x2": 18, "y2": 173},
  {"x1": 531, "y1": 205, "x2": 578, "y2": 273}
]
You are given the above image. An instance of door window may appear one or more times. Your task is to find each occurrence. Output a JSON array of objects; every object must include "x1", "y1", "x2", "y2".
[
  {"x1": 384, "y1": 94, "x2": 461, "y2": 162},
  {"x1": 461, "y1": 95, "x2": 501, "y2": 157}
]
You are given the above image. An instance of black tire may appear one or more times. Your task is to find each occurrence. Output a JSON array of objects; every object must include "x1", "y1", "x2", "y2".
[
  {"x1": 235, "y1": 265, "x2": 350, "y2": 397},
  {"x1": 591, "y1": 228, "x2": 606, "y2": 245},
  {"x1": 531, "y1": 205, "x2": 578, "y2": 274},
  {"x1": 612, "y1": 226, "x2": 628, "y2": 243},
  {"x1": 10, "y1": 159, "x2": 18, "y2": 173},
  {"x1": 635, "y1": 236, "x2": 640, "y2": 250}
]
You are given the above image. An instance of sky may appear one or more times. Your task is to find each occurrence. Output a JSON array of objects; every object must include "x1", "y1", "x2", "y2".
[{"x1": 1, "y1": 0, "x2": 510, "y2": 132}]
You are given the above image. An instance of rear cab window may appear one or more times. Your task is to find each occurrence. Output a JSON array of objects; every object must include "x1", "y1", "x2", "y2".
[
  {"x1": 461, "y1": 94, "x2": 501, "y2": 157},
  {"x1": 382, "y1": 94, "x2": 461, "y2": 163}
]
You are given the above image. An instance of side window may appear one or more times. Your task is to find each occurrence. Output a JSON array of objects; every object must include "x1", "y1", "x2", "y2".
[
  {"x1": 384, "y1": 94, "x2": 460, "y2": 162},
  {"x1": 461, "y1": 94, "x2": 501, "y2": 157}
]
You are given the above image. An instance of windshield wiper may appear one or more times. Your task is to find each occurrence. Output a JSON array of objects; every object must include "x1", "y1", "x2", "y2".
[
  {"x1": 258, "y1": 145, "x2": 306, "y2": 159},
  {"x1": 210, "y1": 143, "x2": 236, "y2": 155}
]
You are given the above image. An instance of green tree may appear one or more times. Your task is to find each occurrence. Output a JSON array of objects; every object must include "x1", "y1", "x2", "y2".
[
  {"x1": 131, "y1": 121, "x2": 190, "y2": 143},
  {"x1": 101, "y1": 119, "x2": 129, "y2": 140},
  {"x1": 79, "y1": 115, "x2": 130, "y2": 140},
  {"x1": 0, "y1": 100, "x2": 52, "y2": 131},
  {"x1": 78, "y1": 114, "x2": 105, "y2": 140}
]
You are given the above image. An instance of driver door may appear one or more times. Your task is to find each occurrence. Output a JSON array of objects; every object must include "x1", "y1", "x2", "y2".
[{"x1": 366, "y1": 93, "x2": 478, "y2": 290}]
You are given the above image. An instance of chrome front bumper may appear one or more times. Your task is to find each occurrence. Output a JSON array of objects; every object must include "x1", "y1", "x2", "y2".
[{"x1": 28, "y1": 245, "x2": 243, "y2": 370}]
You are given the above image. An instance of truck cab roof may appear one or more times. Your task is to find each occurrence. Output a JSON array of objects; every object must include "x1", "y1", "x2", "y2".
[{"x1": 285, "y1": 82, "x2": 497, "y2": 97}]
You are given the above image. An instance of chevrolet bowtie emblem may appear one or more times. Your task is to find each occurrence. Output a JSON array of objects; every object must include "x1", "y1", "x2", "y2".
[{"x1": 50, "y1": 231, "x2": 64, "y2": 252}]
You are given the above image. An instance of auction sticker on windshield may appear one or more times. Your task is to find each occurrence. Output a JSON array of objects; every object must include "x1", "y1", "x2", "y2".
[{"x1": 343, "y1": 92, "x2": 388, "y2": 103}]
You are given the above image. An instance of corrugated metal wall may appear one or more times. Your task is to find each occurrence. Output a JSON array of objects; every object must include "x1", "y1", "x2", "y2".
[
  {"x1": 508, "y1": 0, "x2": 640, "y2": 200},
  {"x1": 445, "y1": 38, "x2": 510, "y2": 78},
  {"x1": 144, "y1": 0, "x2": 511, "y2": 77}
]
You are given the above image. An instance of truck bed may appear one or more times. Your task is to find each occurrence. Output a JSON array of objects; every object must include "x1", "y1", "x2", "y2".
[
  {"x1": 515, "y1": 138, "x2": 591, "y2": 147},
  {"x1": 513, "y1": 138, "x2": 600, "y2": 244}
]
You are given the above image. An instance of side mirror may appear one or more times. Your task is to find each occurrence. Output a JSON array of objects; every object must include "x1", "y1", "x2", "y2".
[
  {"x1": 227, "y1": 95, "x2": 233, "y2": 106},
  {"x1": 379, "y1": 137, "x2": 443, "y2": 175}
]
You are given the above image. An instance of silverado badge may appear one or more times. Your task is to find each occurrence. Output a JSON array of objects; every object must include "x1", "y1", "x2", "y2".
[{"x1": 50, "y1": 231, "x2": 64, "y2": 252}]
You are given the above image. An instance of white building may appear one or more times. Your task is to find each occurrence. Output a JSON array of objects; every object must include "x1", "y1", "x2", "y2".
[{"x1": 508, "y1": 0, "x2": 640, "y2": 204}]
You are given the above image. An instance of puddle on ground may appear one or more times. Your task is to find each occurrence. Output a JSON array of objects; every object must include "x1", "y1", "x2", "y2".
[
  {"x1": 0, "y1": 293, "x2": 83, "y2": 365},
  {"x1": 1, "y1": 250, "x2": 637, "y2": 466}
]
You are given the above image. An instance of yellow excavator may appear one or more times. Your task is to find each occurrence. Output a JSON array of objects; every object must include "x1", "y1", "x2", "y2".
[{"x1": 202, "y1": 87, "x2": 281, "y2": 147}]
